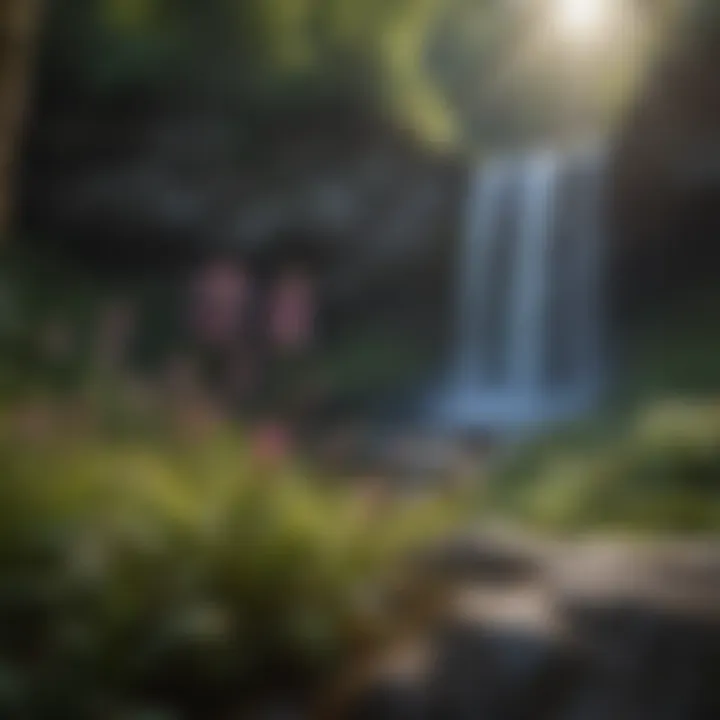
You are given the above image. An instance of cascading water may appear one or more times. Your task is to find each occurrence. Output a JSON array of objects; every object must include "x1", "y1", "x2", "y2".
[{"x1": 441, "y1": 146, "x2": 605, "y2": 430}]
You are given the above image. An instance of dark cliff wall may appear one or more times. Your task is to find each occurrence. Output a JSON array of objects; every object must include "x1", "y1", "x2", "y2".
[
  {"x1": 610, "y1": 18, "x2": 720, "y2": 325},
  {"x1": 18, "y1": 82, "x2": 466, "y2": 354}
]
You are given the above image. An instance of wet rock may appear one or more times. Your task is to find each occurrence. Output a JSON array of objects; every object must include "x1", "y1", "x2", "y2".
[{"x1": 349, "y1": 534, "x2": 720, "y2": 720}]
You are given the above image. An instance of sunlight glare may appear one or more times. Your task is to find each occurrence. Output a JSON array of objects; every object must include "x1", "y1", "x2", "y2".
[{"x1": 555, "y1": 0, "x2": 607, "y2": 39}]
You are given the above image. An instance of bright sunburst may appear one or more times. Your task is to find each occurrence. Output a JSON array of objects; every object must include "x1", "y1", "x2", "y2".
[{"x1": 555, "y1": 0, "x2": 608, "y2": 39}]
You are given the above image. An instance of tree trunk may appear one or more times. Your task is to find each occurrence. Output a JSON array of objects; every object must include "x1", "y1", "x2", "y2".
[{"x1": 0, "y1": 0, "x2": 43, "y2": 239}]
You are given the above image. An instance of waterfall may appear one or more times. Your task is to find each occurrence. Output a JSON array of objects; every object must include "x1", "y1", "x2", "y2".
[{"x1": 442, "y1": 147, "x2": 605, "y2": 430}]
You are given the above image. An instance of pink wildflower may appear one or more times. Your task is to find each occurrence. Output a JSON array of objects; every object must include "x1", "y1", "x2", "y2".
[
  {"x1": 267, "y1": 270, "x2": 315, "y2": 352},
  {"x1": 189, "y1": 260, "x2": 250, "y2": 349},
  {"x1": 250, "y1": 420, "x2": 293, "y2": 467}
]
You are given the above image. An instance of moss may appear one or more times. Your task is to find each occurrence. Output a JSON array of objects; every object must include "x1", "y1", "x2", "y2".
[{"x1": 485, "y1": 289, "x2": 720, "y2": 535}]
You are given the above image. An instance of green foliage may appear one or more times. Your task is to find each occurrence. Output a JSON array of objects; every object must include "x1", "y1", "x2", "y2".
[
  {"x1": 0, "y1": 252, "x2": 461, "y2": 714},
  {"x1": 489, "y1": 399, "x2": 720, "y2": 535},
  {"x1": 0, "y1": 391, "x2": 457, "y2": 716},
  {"x1": 484, "y1": 285, "x2": 720, "y2": 535},
  {"x1": 619, "y1": 289, "x2": 720, "y2": 405},
  {"x1": 44, "y1": 0, "x2": 700, "y2": 149}
]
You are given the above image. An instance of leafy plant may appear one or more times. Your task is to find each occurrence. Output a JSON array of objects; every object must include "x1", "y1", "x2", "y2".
[
  {"x1": 490, "y1": 398, "x2": 720, "y2": 534},
  {"x1": 0, "y1": 383, "x2": 458, "y2": 717}
]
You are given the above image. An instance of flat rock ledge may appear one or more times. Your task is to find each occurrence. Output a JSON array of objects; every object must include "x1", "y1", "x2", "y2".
[{"x1": 350, "y1": 532, "x2": 720, "y2": 720}]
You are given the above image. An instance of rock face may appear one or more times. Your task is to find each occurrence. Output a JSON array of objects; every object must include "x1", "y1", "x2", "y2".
[
  {"x1": 19, "y1": 95, "x2": 465, "y2": 320},
  {"x1": 18, "y1": 18, "x2": 719, "y2": 365},
  {"x1": 351, "y1": 535, "x2": 720, "y2": 720},
  {"x1": 609, "y1": 20, "x2": 720, "y2": 324}
]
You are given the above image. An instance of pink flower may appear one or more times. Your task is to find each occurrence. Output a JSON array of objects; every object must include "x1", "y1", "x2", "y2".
[
  {"x1": 267, "y1": 271, "x2": 315, "y2": 352},
  {"x1": 250, "y1": 421, "x2": 293, "y2": 467},
  {"x1": 189, "y1": 260, "x2": 251, "y2": 349}
]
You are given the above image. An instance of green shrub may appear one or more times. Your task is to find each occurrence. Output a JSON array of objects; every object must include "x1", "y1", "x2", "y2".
[
  {"x1": 0, "y1": 394, "x2": 457, "y2": 717},
  {"x1": 489, "y1": 398, "x2": 720, "y2": 534}
]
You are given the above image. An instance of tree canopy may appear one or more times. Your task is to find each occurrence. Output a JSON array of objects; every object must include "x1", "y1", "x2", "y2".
[{"x1": 37, "y1": 0, "x2": 720, "y2": 150}]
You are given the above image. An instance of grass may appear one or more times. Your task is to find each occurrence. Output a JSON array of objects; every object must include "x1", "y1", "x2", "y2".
[{"x1": 484, "y1": 289, "x2": 720, "y2": 535}]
